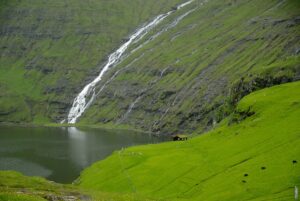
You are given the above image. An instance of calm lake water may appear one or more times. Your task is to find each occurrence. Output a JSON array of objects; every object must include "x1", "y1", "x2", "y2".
[{"x1": 0, "y1": 126, "x2": 166, "y2": 183}]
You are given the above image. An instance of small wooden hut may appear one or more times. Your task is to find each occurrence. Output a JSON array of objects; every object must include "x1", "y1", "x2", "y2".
[{"x1": 172, "y1": 134, "x2": 188, "y2": 141}]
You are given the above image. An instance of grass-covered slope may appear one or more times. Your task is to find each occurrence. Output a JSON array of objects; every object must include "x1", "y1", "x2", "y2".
[
  {"x1": 1, "y1": 81, "x2": 299, "y2": 200},
  {"x1": 0, "y1": 171, "x2": 83, "y2": 201},
  {"x1": 0, "y1": 171, "x2": 159, "y2": 201},
  {"x1": 80, "y1": 0, "x2": 300, "y2": 134},
  {"x1": 78, "y1": 81, "x2": 300, "y2": 201},
  {"x1": 1, "y1": 0, "x2": 299, "y2": 134},
  {"x1": 0, "y1": 0, "x2": 183, "y2": 124}
]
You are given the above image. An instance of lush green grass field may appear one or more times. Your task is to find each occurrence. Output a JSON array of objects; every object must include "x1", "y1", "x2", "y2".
[{"x1": 78, "y1": 81, "x2": 300, "y2": 201}]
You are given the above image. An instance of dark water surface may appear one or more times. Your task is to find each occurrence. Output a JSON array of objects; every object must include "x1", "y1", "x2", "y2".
[{"x1": 0, "y1": 126, "x2": 166, "y2": 183}]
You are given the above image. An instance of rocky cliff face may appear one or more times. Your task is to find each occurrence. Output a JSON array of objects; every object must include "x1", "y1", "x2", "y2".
[
  {"x1": 78, "y1": 0, "x2": 300, "y2": 134},
  {"x1": 0, "y1": 0, "x2": 299, "y2": 134},
  {"x1": 0, "y1": 0, "x2": 183, "y2": 123}
]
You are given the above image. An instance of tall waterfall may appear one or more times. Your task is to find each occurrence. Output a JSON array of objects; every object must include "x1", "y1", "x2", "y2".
[{"x1": 67, "y1": 0, "x2": 195, "y2": 124}]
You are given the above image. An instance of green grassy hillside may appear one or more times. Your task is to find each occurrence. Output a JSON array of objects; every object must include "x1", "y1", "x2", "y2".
[
  {"x1": 1, "y1": 0, "x2": 299, "y2": 134},
  {"x1": 78, "y1": 81, "x2": 300, "y2": 201},
  {"x1": 0, "y1": 0, "x2": 183, "y2": 124},
  {"x1": 1, "y1": 79, "x2": 299, "y2": 201},
  {"x1": 1, "y1": 1, "x2": 299, "y2": 200},
  {"x1": 0, "y1": 171, "x2": 83, "y2": 201},
  {"x1": 79, "y1": 0, "x2": 300, "y2": 134},
  {"x1": 0, "y1": 171, "x2": 159, "y2": 201}
]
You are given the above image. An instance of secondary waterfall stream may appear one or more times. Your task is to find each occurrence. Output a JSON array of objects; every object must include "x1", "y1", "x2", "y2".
[{"x1": 67, "y1": 0, "x2": 195, "y2": 124}]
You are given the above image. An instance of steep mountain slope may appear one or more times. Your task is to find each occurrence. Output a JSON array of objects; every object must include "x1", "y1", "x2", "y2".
[
  {"x1": 77, "y1": 0, "x2": 300, "y2": 134},
  {"x1": 1, "y1": 0, "x2": 299, "y2": 134},
  {"x1": 79, "y1": 81, "x2": 300, "y2": 201},
  {"x1": 0, "y1": 0, "x2": 183, "y2": 124}
]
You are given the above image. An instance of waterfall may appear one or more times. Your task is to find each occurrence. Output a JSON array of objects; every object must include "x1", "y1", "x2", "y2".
[
  {"x1": 130, "y1": 7, "x2": 197, "y2": 54},
  {"x1": 66, "y1": 0, "x2": 196, "y2": 124}
]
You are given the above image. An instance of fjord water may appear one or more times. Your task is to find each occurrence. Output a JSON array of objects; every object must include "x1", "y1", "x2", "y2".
[{"x1": 0, "y1": 126, "x2": 165, "y2": 183}]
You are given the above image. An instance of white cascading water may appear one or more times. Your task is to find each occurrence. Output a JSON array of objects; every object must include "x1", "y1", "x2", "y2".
[
  {"x1": 130, "y1": 7, "x2": 196, "y2": 54},
  {"x1": 67, "y1": 0, "x2": 195, "y2": 124}
]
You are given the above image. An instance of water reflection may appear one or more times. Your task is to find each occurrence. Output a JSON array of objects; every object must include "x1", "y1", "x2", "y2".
[
  {"x1": 68, "y1": 127, "x2": 89, "y2": 168},
  {"x1": 0, "y1": 126, "x2": 166, "y2": 183}
]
